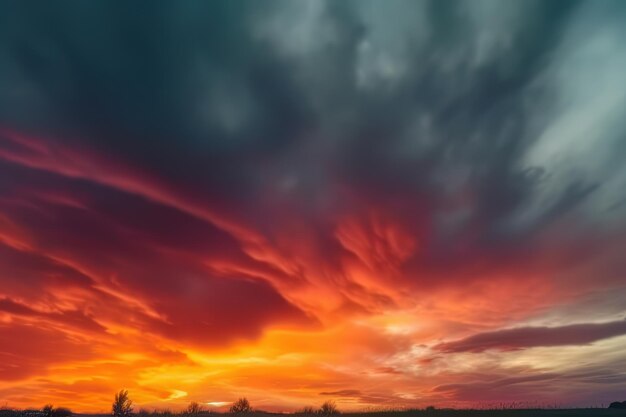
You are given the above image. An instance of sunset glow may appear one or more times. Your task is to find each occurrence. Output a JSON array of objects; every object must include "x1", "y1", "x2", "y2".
[{"x1": 1, "y1": 0, "x2": 626, "y2": 413}]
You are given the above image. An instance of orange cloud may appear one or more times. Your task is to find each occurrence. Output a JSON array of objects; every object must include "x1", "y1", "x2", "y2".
[{"x1": 0, "y1": 129, "x2": 625, "y2": 412}]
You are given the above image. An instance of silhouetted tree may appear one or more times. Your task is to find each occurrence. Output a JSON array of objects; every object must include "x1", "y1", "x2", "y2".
[
  {"x1": 112, "y1": 390, "x2": 133, "y2": 417},
  {"x1": 229, "y1": 398, "x2": 251, "y2": 414},
  {"x1": 318, "y1": 401, "x2": 339, "y2": 416},
  {"x1": 42, "y1": 405, "x2": 54, "y2": 417},
  {"x1": 41, "y1": 405, "x2": 71, "y2": 417},
  {"x1": 300, "y1": 407, "x2": 316, "y2": 415},
  {"x1": 185, "y1": 403, "x2": 203, "y2": 415}
]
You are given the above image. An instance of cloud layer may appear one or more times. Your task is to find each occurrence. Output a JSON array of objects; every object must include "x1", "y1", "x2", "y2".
[{"x1": 0, "y1": 0, "x2": 625, "y2": 411}]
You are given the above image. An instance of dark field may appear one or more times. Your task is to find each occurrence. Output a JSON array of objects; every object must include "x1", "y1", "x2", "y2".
[
  {"x1": 79, "y1": 411, "x2": 626, "y2": 417},
  {"x1": 339, "y1": 411, "x2": 626, "y2": 417},
  {"x1": 5, "y1": 410, "x2": 626, "y2": 417}
]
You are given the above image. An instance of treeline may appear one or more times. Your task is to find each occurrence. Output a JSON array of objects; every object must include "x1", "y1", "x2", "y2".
[
  {"x1": 112, "y1": 390, "x2": 340, "y2": 416},
  {"x1": 0, "y1": 394, "x2": 339, "y2": 417},
  {"x1": 0, "y1": 405, "x2": 72, "y2": 417}
]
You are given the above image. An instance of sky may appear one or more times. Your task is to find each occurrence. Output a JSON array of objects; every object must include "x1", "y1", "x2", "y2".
[{"x1": 0, "y1": 0, "x2": 626, "y2": 412}]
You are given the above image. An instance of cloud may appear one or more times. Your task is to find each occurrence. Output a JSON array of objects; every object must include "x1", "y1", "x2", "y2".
[
  {"x1": 430, "y1": 363, "x2": 626, "y2": 406},
  {"x1": 0, "y1": 297, "x2": 106, "y2": 333},
  {"x1": 0, "y1": 323, "x2": 96, "y2": 381},
  {"x1": 0, "y1": 157, "x2": 316, "y2": 347},
  {"x1": 0, "y1": 0, "x2": 625, "y2": 411},
  {"x1": 435, "y1": 319, "x2": 626, "y2": 353},
  {"x1": 319, "y1": 390, "x2": 361, "y2": 397}
]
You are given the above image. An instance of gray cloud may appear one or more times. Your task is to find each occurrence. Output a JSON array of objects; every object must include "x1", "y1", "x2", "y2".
[
  {"x1": 0, "y1": 0, "x2": 624, "y2": 328},
  {"x1": 435, "y1": 319, "x2": 626, "y2": 353},
  {"x1": 1, "y1": 0, "x2": 623, "y2": 242}
]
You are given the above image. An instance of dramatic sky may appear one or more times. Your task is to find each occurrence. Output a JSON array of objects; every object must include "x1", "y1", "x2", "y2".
[{"x1": 1, "y1": 0, "x2": 626, "y2": 412}]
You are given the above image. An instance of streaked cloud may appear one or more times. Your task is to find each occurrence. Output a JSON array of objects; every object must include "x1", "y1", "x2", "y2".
[{"x1": 0, "y1": 0, "x2": 624, "y2": 412}]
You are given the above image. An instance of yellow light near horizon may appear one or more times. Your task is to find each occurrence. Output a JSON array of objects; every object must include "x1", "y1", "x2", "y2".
[
  {"x1": 206, "y1": 402, "x2": 229, "y2": 407},
  {"x1": 168, "y1": 390, "x2": 188, "y2": 400}
]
